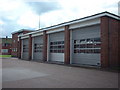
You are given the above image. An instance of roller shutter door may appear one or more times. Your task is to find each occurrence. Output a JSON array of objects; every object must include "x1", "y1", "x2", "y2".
[
  {"x1": 49, "y1": 32, "x2": 64, "y2": 62},
  {"x1": 22, "y1": 39, "x2": 29, "y2": 60},
  {"x1": 71, "y1": 25, "x2": 101, "y2": 66},
  {"x1": 33, "y1": 36, "x2": 43, "y2": 61}
]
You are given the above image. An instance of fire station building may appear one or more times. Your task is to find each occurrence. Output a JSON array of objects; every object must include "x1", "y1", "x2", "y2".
[{"x1": 14, "y1": 12, "x2": 119, "y2": 68}]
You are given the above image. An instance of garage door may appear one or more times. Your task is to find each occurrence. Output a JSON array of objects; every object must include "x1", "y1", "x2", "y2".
[
  {"x1": 32, "y1": 36, "x2": 43, "y2": 61},
  {"x1": 71, "y1": 25, "x2": 101, "y2": 66},
  {"x1": 49, "y1": 32, "x2": 64, "y2": 62},
  {"x1": 22, "y1": 38, "x2": 29, "y2": 60}
]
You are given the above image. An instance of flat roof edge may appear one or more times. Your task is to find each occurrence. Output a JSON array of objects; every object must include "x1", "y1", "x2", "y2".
[{"x1": 11, "y1": 29, "x2": 34, "y2": 34}]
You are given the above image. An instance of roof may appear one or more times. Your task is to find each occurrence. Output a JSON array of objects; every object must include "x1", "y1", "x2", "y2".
[
  {"x1": 11, "y1": 29, "x2": 34, "y2": 34},
  {"x1": 0, "y1": 38, "x2": 12, "y2": 44},
  {"x1": 19, "y1": 11, "x2": 120, "y2": 37}
]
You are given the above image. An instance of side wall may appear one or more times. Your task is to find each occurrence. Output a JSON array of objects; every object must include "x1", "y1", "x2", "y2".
[
  {"x1": 109, "y1": 17, "x2": 119, "y2": 67},
  {"x1": 101, "y1": 16, "x2": 119, "y2": 68}
]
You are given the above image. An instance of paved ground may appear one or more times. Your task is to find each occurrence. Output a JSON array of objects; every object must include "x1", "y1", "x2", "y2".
[{"x1": 2, "y1": 58, "x2": 118, "y2": 88}]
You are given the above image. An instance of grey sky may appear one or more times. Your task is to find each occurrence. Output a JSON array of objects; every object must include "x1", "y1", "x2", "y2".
[
  {"x1": 27, "y1": 2, "x2": 61, "y2": 15},
  {"x1": 0, "y1": 0, "x2": 119, "y2": 38}
]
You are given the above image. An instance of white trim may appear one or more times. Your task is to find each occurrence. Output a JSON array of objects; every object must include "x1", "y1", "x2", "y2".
[
  {"x1": 18, "y1": 33, "x2": 23, "y2": 37},
  {"x1": 21, "y1": 35, "x2": 29, "y2": 39},
  {"x1": 69, "y1": 18, "x2": 100, "y2": 29},
  {"x1": 46, "y1": 27, "x2": 64, "y2": 34},
  {"x1": 105, "y1": 13, "x2": 119, "y2": 20},
  {"x1": 19, "y1": 30, "x2": 43, "y2": 37},
  {"x1": 18, "y1": 34, "x2": 23, "y2": 37},
  {"x1": 31, "y1": 32, "x2": 43, "y2": 37},
  {"x1": 29, "y1": 30, "x2": 43, "y2": 34}
]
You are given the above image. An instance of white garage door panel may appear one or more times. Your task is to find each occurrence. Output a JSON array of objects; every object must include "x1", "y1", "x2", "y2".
[
  {"x1": 22, "y1": 53, "x2": 29, "y2": 60},
  {"x1": 22, "y1": 39, "x2": 29, "y2": 60},
  {"x1": 49, "y1": 32, "x2": 64, "y2": 41},
  {"x1": 49, "y1": 32, "x2": 64, "y2": 62},
  {"x1": 33, "y1": 53, "x2": 43, "y2": 61},
  {"x1": 33, "y1": 36, "x2": 43, "y2": 61},
  {"x1": 34, "y1": 36, "x2": 43, "y2": 42},
  {"x1": 73, "y1": 54, "x2": 100, "y2": 65},
  {"x1": 72, "y1": 25, "x2": 101, "y2": 66},
  {"x1": 72, "y1": 25, "x2": 100, "y2": 39},
  {"x1": 50, "y1": 53, "x2": 64, "y2": 62}
]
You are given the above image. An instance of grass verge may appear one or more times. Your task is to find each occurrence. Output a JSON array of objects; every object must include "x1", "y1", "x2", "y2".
[{"x1": 0, "y1": 55, "x2": 11, "y2": 58}]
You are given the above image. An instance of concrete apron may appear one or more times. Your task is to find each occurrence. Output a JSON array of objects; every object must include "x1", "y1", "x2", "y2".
[{"x1": 2, "y1": 67, "x2": 49, "y2": 82}]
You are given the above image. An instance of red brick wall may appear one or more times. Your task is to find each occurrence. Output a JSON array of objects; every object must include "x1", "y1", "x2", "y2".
[
  {"x1": 101, "y1": 16, "x2": 109, "y2": 68},
  {"x1": 64, "y1": 25, "x2": 70, "y2": 64},
  {"x1": 18, "y1": 37, "x2": 21, "y2": 59},
  {"x1": 43, "y1": 31, "x2": 47, "y2": 61},
  {"x1": 109, "y1": 18, "x2": 119, "y2": 67},
  {"x1": 11, "y1": 33, "x2": 18, "y2": 57},
  {"x1": 101, "y1": 16, "x2": 119, "y2": 68},
  {"x1": 28, "y1": 34, "x2": 32, "y2": 60},
  {"x1": 23, "y1": 31, "x2": 32, "y2": 34}
]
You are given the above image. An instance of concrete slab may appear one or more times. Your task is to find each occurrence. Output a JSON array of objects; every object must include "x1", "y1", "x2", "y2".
[{"x1": 3, "y1": 67, "x2": 48, "y2": 82}]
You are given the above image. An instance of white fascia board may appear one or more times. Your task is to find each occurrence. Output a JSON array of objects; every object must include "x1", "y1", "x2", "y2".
[
  {"x1": 20, "y1": 29, "x2": 43, "y2": 37},
  {"x1": 30, "y1": 29, "x2": 43, "y2": 34},
  {"x1": 18, "y1": 33, "x2": 24, "y2": 37},
  {"x1": 69, "y1": 18, "x2": 100, "y2": 29},
  {"x1": 66, "y1": 13, "x2": 119, "y2": 25},
  {"x1": 21, "y1": 35, "x2": 29, "y2": 39},
  {"x1": 32, "y1": 32, "x2": 43, "y2": 37},
  {"x1": 19, "y1": 34, "x2": 27, "y2": 37},
  {"x1": 18, "y1": 35, "x2": 21, "y2": 37},
  {"x1": 22, "y1": 33, "x2": 30, "y2": 36},
  {"x1": 19, "y1": 32, "x2": 32, "y2": 37},
  {"x1": 105, "y1": 13, "x2": 119, "y2": 20},
  {"x1": 46, "y1": 27, "x2": 64, "y2": 34}
]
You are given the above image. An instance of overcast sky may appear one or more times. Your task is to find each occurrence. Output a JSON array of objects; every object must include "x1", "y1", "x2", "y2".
[{"x1": 0, "y1": 0, "x2": 119, "y2": 38}]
